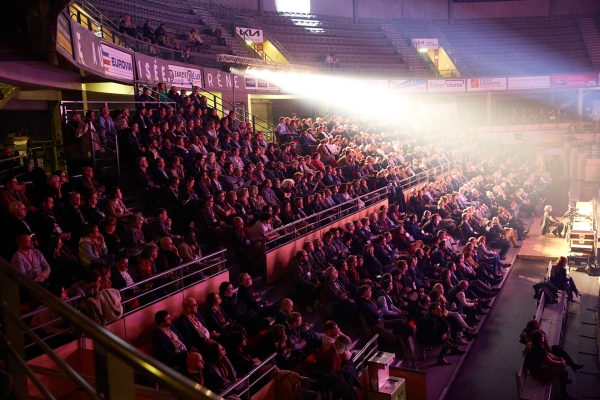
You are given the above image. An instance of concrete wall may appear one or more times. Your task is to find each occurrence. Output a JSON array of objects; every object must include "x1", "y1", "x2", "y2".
[{"x1": 249, "y1": 0, "x2": 600, "y2": 21}]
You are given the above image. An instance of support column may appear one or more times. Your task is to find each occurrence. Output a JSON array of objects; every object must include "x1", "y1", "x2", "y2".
[
  {"x1": 448, "y1": 0, "x2": 454, "y2": 24},
  {"x1": 487, "y1": 92, "x2": 492, "y2": 127},
  {"x1": 353, "y1": 0, "x2": 358, "y2": 23}
]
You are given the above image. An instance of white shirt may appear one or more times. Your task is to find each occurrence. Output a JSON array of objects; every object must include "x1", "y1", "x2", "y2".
[{"x1": 120, "y1": 269, "x2": 135, "y2": 287}]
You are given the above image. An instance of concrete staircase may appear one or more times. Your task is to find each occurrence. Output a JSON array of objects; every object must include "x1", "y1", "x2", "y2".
[
  {"x1": 380, "y1": 23, "x2": 430, "y2": 76},
  {"x1": 578, "y1": 18, "x2": 600, "y2": 70},
  {"x1": 193, "y1": 7, "x2": 252, "y2": 58},
  {"x1": 425, "y1": 25, "x2": 465, "y2": 74}
]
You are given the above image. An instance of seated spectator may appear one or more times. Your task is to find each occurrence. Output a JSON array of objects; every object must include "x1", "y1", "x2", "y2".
[
  {"x1": 11, "y1": 234, "x2": 51, "y2": 284},
  {"x1": 356, "y1": 285, "x2": 406, "y2": 352},
  {"x1": 175, "y1": 297, "x2": 218, "y2": 351},
  {"x1": 122, "y1": 213, "x2": 146, "y2": 257},
  {"x1": 182, "y1": 352, "x2": 206, "y2": 386},
  {"x1": 78, "y1": 225, "x2": 112, "y2": 268},
  {"x1": 44, "y1": 236, "x2": 80, "y2": 287},
  {"x1": 3, "y1": 201, "x2": 36, "y2": 259},
  {"x1": 226, "y1": 332, "x2": 261, "y2": 376},
  {"x1": 152, "y1": 310, "x2": 194, "y2": 369},
  {"x1": 483, "y1": 220, "x2": 510, "y2": 259},
  {"x1": 290, "y1": 250, "x2": 322, "y2": 312},
  {"x1": 315, "y1": 334, "x2": 352, "y2": 374},
  {"x1": 417, "y1": 302, "x2": 465, "y2": 366},
  {"x1": 28, "y1": 196, "x2": 70, "y2": 248},
  {"x1": 237, "y1": 273, "x2": 277, "y2": 317},
  {"x1": 376, "y1": 279, "x2": 408, "y2": 321},
  {"x1": 146, "y1": 208, "x2": 176, "y2": 243},
  {"x1": 0, "y1": 176, "x2": 34, "y2": 211},
  {"x1": 322, "y1": 266, "x2": 355, "y2": 315},
  {"x1": 81, "y1": 191, "x2": 107, "y2": 226},
  {"x1": 68, "y1": 270, "x2": 101, "y2": 299},
  {"x1": 204, "y1": 342, "x2": 242, "y2": 393},
  {"x1": 62, "y1": 192, "x2": 88, "y2": 240},
  {"x1": 321, "y1": 320, "x2": 346, "y2": 351},
  {"x1": 274, "y1": 298, "x2": 294, "y2": 326},
  {"x1": 110, "y1": 253, "x2": 149, "y2": 299},
  {"x1": 550, "y1": 256, "x2": 581, "y2": 302},
  {"x1": 105, "y1": 186, "x2": 132, "y2": 222},
  {"x1": 78, "y1": 166, "x2": 106, "y2": 198},
  {"x1": 204, "y1": 292, "x2": 242, "y2": 341},
  {"x1": 249, "y1": 212, "x2": 279, "y2": 244},
  {"x1": 523, "y1": 330, "x2": 574, "y2": 400}
]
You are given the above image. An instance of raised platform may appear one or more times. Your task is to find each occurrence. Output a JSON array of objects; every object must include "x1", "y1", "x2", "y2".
[{"x1": 516, "y1": 216, "x2": 570, "y2": 261}]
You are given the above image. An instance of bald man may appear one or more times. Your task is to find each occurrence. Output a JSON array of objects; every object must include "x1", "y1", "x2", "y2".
[
  {"x1": 182, "y1": 352, "x2": 206, "y2": 386},
  {"x1": 175, "y1": 297, "x2": 218, "y2": 351},
  {"x1": 11, "y1": 234, "x2": 50, "y2": 282},
  {"x1": 275, "y1": 298, "x2": 294, "y2": 325}
]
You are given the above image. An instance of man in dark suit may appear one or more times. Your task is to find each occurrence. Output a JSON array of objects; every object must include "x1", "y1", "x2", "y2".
[
  {"x1": 322, "y1": 166, "x2": 336, "y2": 186},
  {"x1": 175, "y1": 297, "x2": 218, "y2": 351},
  {"x1": 459, "y1": 213, "x2": 478, "y2": 243},
  {"x1": 61, "y1": 192, "x2": 88, "y2": 240},
  {"x1": 356, "y1": 285, "x2": 405, "y2": 351},
  {"x1": 152, "y1": 310, "x2": 195, "y2": 369},
  {"x1": 2, "y1": 201, "x2": 35, "y2": 259},
  {"x1": 322, "y1": 266, "x2": 355, "y2": 315},
  {"x1": 181, "y1": 352, "x2": 207, "y2": 387},
  {"x1": 274, "y1": 298, "x2": 294, "y2": 325},
  {"x1": 404, "y1": 214, "x2": 432, "y2": 244},
  {"x1": 28, "y1": 195, "x2": 71, "y2": 247},
  {"x1": 146, "y1": 208, "x2": 175, "y2": 243},
  {"x1": 134, "y1": 157, "x2": 160, "y2": 191},
  {"x1": 151, "y1": 158, "x2": 171, "y2": 188},
  {"x1": 162, "y1": 177, "x2": 182, "y2": 212},
  {"x1": 110, "y1": 253, "x2": 152, "y2": 299}
]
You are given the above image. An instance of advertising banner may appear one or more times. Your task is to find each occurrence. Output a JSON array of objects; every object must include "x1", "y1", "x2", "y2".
[
  {"x1": 244, "y1": 76, "x2": 279, "y2": 91},
  {"x1": 551, "y1": 73, "x2": 597, "y2": 88},
  {"x1": 135, "y1": 53, "x2": 170, "y2": 85},
  {"x1": 467, "y1": 77, "x2": 507, "y2": 91},
  {"x1": 168, "y1": 65, "x2": 202, "y2": 89},
  {"x1": 508, "y1": 76, "x2": 550, "y2": 90},
  {"x1": 411, "y1": 38, "x2": 439, "y2": 50},
  {"x1": 235, "y1": 27, "x2": 264, "y2": 43},
  {"x1": 70, "y1": 20, "x2": 104, "y2": 75},
  {"x1": 203, "y1": 67, "x2": 241, "y2": 91},
  {"x1": 101, "y1": 44, "x2": 134, "y2": 82},
  {"x1": 427, "y1": 79, "x2": 465, "y2": 92},
  {"x1": 389, "y1": 79, "x2": 427, "y2": 93},
  {"x1": 57, "y1": 14, "x2": 73, "y2": 57}
]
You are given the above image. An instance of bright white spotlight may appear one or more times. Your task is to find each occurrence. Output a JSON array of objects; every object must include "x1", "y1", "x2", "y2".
[{"x1": 419, "y1": 48, "x2": 428, "y2": 53}]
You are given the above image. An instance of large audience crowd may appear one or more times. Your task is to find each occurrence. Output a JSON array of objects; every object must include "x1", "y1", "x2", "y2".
[{"x1": 3, "y1": 96, "x2": 560, "y2": 395}]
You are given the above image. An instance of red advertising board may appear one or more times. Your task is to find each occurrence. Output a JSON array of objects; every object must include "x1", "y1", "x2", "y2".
[{"x1": 550, "y1": 73, "x2": 597, "y2": 88}]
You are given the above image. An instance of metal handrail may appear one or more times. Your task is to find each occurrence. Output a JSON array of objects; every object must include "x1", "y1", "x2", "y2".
[
  {"x1": 68, "y1": 2, "x2": 224, "y2": 70},
  {"x1": 264, "y1": 186, "x2": 390, "y2": 248},
  {"x1": 120, "y1": 249, "x2": 226, "y2": 291},
  {"x1": 263, "y1": 159, "x2": 457, "y2": 248},
  {"x1": 352, "y1": 334, "x2": 379, "y2": 373},
  {"x1": 219, "y1": 352, "x2": 277, "y2": 399},
  {"x1": 198, "y1": 87, "x2": 275, "y2": 138},
  {"x1": 0, "y1": 258, "x2": 224, "y2": 400}
]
